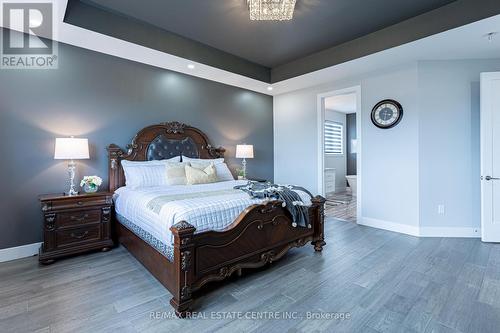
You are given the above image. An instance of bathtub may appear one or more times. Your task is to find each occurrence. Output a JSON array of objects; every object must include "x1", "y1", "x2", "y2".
[{"x1": 345, "y1": 175, "x2": 357, "y2": 196}]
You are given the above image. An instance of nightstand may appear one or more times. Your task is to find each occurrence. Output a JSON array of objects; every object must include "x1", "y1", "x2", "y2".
[{"x1": 39, "y1": 192, "x2": 114, "y2": 264}]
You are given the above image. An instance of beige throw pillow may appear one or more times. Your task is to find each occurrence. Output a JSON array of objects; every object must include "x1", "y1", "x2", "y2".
[
  {"x1": 185, "y1": 164, "x2": 217, "y2": 185},
  {"x1": 165, "y1": 162, "x2": 190, "y2": 185}
]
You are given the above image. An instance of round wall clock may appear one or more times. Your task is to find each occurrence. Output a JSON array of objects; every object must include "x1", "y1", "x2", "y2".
[{"x1": 371, "y1": 99, "x2": 403, "y2": 129}]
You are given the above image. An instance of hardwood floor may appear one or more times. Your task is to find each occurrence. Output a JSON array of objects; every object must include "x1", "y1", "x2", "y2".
[{"x1": 1, "y1": 216, "x2": 500, "y2": 333}]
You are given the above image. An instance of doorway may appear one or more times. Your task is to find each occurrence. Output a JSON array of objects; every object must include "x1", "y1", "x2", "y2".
[{"x1": 317, "y1": 86, "x2": 362, "y2": 223}]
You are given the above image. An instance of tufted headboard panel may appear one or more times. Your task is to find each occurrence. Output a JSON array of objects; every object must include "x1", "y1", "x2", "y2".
[
  {"x1": 107, "y1": 122, "x2": 225, "y2": 192},
  {"x1": 146, "y1": 135, "x2": 199, "y2": 161}
]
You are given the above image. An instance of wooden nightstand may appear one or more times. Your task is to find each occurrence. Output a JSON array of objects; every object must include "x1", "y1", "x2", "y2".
[{"x1": 39, "y1": 192, "x2": 114, "y2": 264}]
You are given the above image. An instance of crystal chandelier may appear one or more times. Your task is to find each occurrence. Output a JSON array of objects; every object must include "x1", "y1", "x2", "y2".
[{"x1": 247, "y1": 0, "x2": 297, "y2": 21}]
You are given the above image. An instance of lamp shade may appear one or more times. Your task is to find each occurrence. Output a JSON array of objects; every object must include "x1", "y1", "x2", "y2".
[
  {"x1": 54, "y1": 138, "x2": 90, "y2": 160},
  {"x1": 236, "y1": 144, "x2": 254, "y2": 159}
]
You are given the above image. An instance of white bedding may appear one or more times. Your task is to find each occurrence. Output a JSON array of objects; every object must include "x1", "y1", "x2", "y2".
[{"x1": 114, "y1": 180, "x2": 311, "y2": 246}]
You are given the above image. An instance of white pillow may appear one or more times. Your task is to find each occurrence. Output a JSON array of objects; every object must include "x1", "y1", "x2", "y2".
[
  {"x1": 182, "y1": 156, "x2": 224, "y2": 165},
  {"x1": 184, "y1": 157, "x2": 234, "y2": 181},
  {"x1": 164, "y1": 156, "x2": 181, "y2": 163},
  {"x1": 214, "y1": 163, "x2": 235, "y2": 181},
  {"x1": 121, "y1": 158, "x2": 177, "y2": 188},
  {"x1": 165, "y1": 162, "x2": 190, "y2": 185}
]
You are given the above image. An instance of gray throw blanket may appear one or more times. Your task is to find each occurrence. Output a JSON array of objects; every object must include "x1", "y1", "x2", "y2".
[{"x1": 234, "y1": 181, "x2": 314, "y2": 228}]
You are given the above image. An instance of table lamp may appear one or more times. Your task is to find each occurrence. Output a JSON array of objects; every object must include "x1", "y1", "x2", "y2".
[
  {"x1": 236, "y1": 144, "x2": 254, "y2": 179},
  {"x1": 54, "y1": 137, "x2": 90, "y2": 196}
]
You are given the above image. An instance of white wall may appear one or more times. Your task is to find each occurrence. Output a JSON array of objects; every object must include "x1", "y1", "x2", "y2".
[
  {"x1": 361, "y1": 65, "x2": 420, "y2": 228},
  {"x1": 324, "y1": 110, "x2": 347, "y2": 192},
  {"x1": 274, "y1": 59, "x2": 500, "y2": 236},
  {"x1": 274, "y1": 63, "x2": 420, "y2": 229},
  {"x1": 418, "y1": 59, "x2": 500, "y2": 233}
]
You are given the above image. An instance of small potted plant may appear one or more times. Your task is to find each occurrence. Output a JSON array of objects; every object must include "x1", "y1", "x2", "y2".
[
  {"x1": 80, "y1": 176, "x2": 103, "y2": 193},
  {"x1": 236, "y1": 168, "x2": 245, "y2": 180}
]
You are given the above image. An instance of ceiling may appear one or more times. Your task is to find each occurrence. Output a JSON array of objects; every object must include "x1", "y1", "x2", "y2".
[
  {"x1": 4, "y1": 0, "x2": 498, "y2": 96},
  {"x1": 84, "y1": 0, "x2": 457, "y2": 68}
]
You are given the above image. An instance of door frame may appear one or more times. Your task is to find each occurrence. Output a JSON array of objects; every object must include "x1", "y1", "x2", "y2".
[
  {"x1": 480, "y1": 72, "x2": 500, "y2": 242},
  {"x1": 317, "y1": 85, "x2": 362, "y2": 220}
]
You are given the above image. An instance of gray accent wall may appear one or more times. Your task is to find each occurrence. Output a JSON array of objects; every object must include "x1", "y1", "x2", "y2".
[
  {"x1": 0, "y1": 34, "x2": 273, "y2": 249},
  {"x1": 346, "y1": 113, "x2": 357, "y2": 176}
]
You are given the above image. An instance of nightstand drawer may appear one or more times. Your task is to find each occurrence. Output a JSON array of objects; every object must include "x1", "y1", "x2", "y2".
[
  {"x1": 57, "y1": 209, "x2": 101, "y2": 228},
  {"x1": 42, "y1": 195, "x2": 111, "y2": 212},
  {"x1": 56, "y1": 225, "x2": 101, "y2": 248}
]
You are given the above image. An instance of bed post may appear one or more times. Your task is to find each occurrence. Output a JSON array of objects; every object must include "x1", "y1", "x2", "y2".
[
  {"x1": 170, "y1": 221, "x2": 196, "y2": 317},
  {"x1": 107, "y1": 144, "x2": 124, "y2": 193},
  {"x1": 311, "y1": 196, "x2": 326, "y2": 252}
]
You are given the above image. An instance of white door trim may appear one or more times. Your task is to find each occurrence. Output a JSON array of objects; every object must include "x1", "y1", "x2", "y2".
[
  {"x1": 480, "y1": 72, "x2": 500, "y2": 242},
  {"x1": 317, "y1": 86, "x2": 362, "y2": 220}
]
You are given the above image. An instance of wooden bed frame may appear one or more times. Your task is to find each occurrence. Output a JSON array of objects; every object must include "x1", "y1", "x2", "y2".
[{"x1": 107, "y1": 122, "x2": 326, "y2": 317}]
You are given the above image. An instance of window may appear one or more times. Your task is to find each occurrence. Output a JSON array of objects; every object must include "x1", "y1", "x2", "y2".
[{"x1": 324, "y1": 120, "x2": 344, "y2": 155}]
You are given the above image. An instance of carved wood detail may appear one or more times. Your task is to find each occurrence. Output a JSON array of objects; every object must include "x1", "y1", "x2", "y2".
[
  {"x1": 181, "y1": 251, "x2": 191, "y2": 271},
  {"x1": 44, "y1": 213, "x2": 56, "y2": 231},
  {"x1": 191, "y1": 236, "x2": 313, "y2": 292},
  {"x1": 162, "y1": 121, "x2": 186, "y2": 134}
]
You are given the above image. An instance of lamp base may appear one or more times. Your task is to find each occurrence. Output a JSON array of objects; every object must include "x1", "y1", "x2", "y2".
[
  {"x1": 242, "y1": 158, "x2": 247, "y2": 179},
  {"x1": 66, "y1": 160, "x2": 78, "y2": 196},
  {"x1": 65, "y1": 189, "x2": 79, "y2": 196}
]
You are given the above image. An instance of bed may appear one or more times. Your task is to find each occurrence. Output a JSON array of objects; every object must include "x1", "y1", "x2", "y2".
[{"x1": 107, "y1": 121, "x2": 326, "y2": 317}]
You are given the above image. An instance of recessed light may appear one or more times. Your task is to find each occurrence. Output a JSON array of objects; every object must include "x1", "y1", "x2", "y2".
[
  {"x1": 187, "y1": 64, "x2": 195, "y2": 69},
  {"x1": 267, "y1": 86, "x2": 273, "y2": 91}
]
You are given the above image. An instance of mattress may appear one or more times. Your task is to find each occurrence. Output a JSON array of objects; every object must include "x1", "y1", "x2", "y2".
[{"x1": 114, "y1": 180, "x2": 311, "y2": 260}]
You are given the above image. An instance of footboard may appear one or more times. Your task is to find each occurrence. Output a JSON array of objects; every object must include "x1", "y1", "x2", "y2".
[{"x1": 169, "y1": 196, "x2": 326, "y2": 316}]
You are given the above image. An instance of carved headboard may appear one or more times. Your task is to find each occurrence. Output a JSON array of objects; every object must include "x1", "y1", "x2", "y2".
[{"x1": 107, "y1": 121, "x2": 225, "y2": 192}]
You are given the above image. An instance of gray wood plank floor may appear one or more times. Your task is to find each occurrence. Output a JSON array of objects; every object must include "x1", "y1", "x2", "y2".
[
  {"x1": 1, "y1": 216, "x2": 499, "y2": 333},
  {"x1": 325, "y1": 191, "x2": 357, "y2": 223}
]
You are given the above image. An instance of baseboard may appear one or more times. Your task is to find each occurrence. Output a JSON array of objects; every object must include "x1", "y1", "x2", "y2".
[
  {"x1": 419, "y1": 227, "x2": 480, "y2": 238},
  {"x1": 0, "y1": 242, "x2": 42, "y2": 263},
  {"x1": 359, "y1": 218, "x2": 481, "y2": 238},
  {"x1": 359, "y1": 217, "x2": 420, "y2": 237}
]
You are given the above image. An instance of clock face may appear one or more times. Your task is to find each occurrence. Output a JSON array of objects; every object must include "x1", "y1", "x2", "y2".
[{"x1": 371, "y1": 100, "x2": 403, "y2": 129}]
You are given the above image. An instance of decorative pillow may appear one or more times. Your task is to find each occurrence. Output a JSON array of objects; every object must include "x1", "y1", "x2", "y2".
[
  {"x1": 121, "y1": 160, "x2": 170, "y2": 188},
  {"x1": 165, "y1": 162, "x2": 190, "y2": 185},
  {"x1": 188, "y1": 159, "x2": 234, "y2": 182},
  {"x1": 185, "y1": 164, "x2": 218, "y2": 185}
]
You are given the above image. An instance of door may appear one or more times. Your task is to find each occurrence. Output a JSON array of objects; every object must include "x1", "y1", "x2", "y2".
[{"x1": 481, "y1": 72, "x2": 500, "y2": 242}]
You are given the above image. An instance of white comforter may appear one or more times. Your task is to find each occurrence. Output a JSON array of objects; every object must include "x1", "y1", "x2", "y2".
[{"x1": 115, "y1": 180, "x2": 311, "y2": 245}]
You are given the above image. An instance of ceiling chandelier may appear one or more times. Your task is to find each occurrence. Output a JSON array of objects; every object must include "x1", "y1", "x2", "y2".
[{"x1": 247, "y1": 0, "x2": 297, "y2": 21}]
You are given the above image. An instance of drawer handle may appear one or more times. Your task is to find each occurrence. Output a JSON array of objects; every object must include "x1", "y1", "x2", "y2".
[
  {"x1": 70, "y1": 231, "x2": 89, "y2": 239},
  {"x1": 70, "y1": 214, "x2": 89, "y2": 222},
  {"x1": 76, "y1": 201, "x2": 84, "y2": 206}
]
